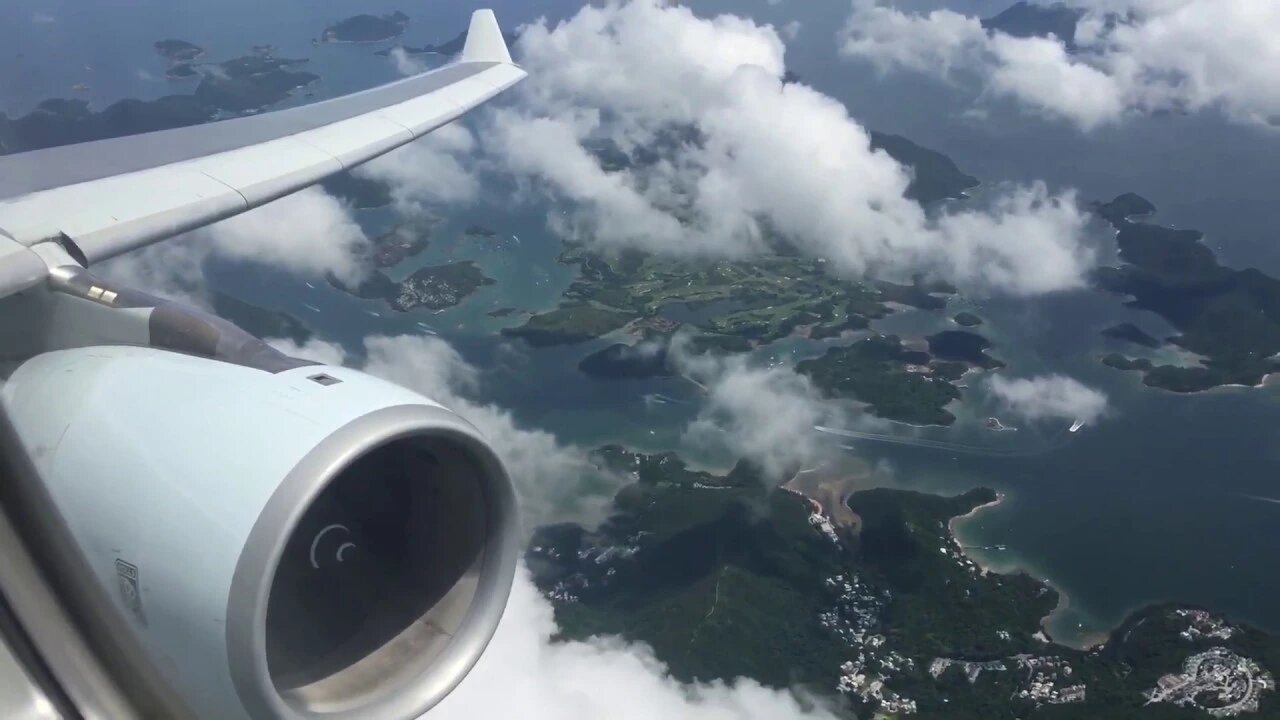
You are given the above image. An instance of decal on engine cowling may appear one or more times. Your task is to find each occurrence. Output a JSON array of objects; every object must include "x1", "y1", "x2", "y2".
[{"x1": 115, "y1": 558, "x2": 147, "y2": 626}]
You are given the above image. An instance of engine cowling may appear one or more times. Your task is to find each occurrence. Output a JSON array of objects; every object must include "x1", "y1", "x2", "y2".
[{"x1": 0, "y1": 344, "x2": 518, "y2": 719}]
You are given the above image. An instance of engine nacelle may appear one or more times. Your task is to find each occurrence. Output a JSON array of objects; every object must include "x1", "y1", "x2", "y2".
[{"x1": 0, "y1": 344, "x2": 518, "y2": 719}]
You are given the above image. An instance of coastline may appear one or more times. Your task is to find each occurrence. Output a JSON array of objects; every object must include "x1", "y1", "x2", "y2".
[{"x1": 947, "y1": 491, "x2": 1108, "y2": 650}]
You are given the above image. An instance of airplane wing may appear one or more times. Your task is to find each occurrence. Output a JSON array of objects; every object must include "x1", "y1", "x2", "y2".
[
  {"x1": 0, "y1": 10, "x2": 525, "y2": 720},
  {"x1": 0, "y1": 9, "x2": 524, "y2": 297}
]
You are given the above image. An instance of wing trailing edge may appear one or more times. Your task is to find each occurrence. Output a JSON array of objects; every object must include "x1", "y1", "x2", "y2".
[{"x1": 0, "y1": 9, "x2": 524, "y2": 299}]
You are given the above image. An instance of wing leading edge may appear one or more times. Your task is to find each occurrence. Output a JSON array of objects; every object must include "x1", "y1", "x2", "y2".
[{"x1": 0, "y1": 9, "x2": 523, "y2": 297}]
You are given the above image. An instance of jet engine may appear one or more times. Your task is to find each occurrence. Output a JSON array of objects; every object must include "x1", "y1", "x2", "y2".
[{"x1": 0, "y1": 343, "x2": 518, "y2": 719}]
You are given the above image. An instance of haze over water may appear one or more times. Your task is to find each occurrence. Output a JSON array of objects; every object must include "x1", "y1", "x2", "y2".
[{"x1": 7, "y1": 0, "x2": 1280, "y2": 648}]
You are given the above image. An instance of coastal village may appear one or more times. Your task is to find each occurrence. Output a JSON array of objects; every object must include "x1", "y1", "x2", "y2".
[{"x1": 528, "y1": 448, "x2": 1279, "y2": 718}]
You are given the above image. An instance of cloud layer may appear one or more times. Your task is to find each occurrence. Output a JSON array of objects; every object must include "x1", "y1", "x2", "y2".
[
  {"x1": 673, "y1": 339, "x2": 845, "y2": 476},
  {"x1": 986, "y1": 373, "x2": 1108, "y2": 423},
  {"x1": 839, "y1": 0, "x2": 1280, "y2": 129},
  {"x1": 475, "y1": 0, "x2": 1093, "y2": 296},
  {"x1": 431, "y1": 568, "x2": 840, "y2": 720},
  {"x1": 99, "y1": 186, "x2": 372, "y2": 302}
]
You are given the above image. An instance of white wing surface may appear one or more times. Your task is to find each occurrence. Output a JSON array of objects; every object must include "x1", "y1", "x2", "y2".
[{"x1": 0, "y1": 9, "x2": 523, "y2": 296}]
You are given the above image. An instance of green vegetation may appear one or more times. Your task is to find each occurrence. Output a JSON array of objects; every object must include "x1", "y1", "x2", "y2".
[
  {"x1": 194, "y1": 54, "x2": 317, "y2": 113},
  {"x1": 210, "y1": 291, "x2": 311, "y2": 344},
  {"x1": 330, "y1": 261, "x2": 493, "y2": 312},
  {"x1": 954, "y1": 311, "x2": 984, "y2": 327},
  {"x1": 0, "y1": 40, "x2": 322, "y2": 155},
  {"x1": 532, "y1": 447, "x2": 1280, "y2": 718},
  {"x1": 1090, "y1": 192, "x2": 1156, "y2": 225},
  {"x1": 869, "y1": 131, "x2": 980, "y2": 205},
  {"x1": 796, "y1": 335, "x2": 963, "y2": 425},
  {"x1": 928, "y1": 330, "x2": 1005, "y2": 369},
  {"x1": 367, "y1": 220, "x2": 433, "y2": 268},
  {"x1": 322, "y1": 12, "x2": 409, "y2": 43},
  {"x1": 376, "y1": 30, "x2": 519, "y2": 58},
  {"x1": 0, "y1": 96, "x2": 211, "y2": 154},
  {"x1": 520, "y1": 246, "x2": 900, "y2": 350},
  {"x1": 501, "y1": 303, "x2": 635, "y2": 346},
  {"x1": 530, "y1": 448, "x2": 850, "y2": 692},
  {"x1": 1101, "y1": 353, "x2": 1153, "y2": 372},
  {"x1": 320, "y1": 171, "x2": 392, "y2": 209},
  {"x1": 1092, "y1": 193, "x2": 1280, "y2": 392}
]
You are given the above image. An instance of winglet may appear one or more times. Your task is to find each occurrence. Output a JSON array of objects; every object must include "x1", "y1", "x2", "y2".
[{"x1": 461, "y1": 9, "x2": 513, "y2": 64}]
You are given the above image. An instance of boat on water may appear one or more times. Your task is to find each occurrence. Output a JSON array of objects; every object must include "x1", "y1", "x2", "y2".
[
  {"x1": 366, "y1": 310, "x2": 381, "y2": 318},
  {"x1": 1069, "y1": 419, "x2": 1086, "y2": 433},
  {"x1": 511, "y1": 234, "x2": 521, "y2": 245},
  {"x1": 304, "y1": 281, "x2": 316, "y2": 289},
  {"x1": 302, "y1": 303, "x2": 320, "y2": 313}
]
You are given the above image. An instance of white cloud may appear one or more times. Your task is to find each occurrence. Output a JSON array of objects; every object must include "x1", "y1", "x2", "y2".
[
  {"x1": 203, "y1": 187, "x2": 369, "y2": 283},
  {"x1": 271, "y1": 334, "x2": 615, "y2": 529},
  {"x1": 477, "y1": 0, "x2": 1092, "y2": 295},
  {"x1": 781, "y1": 21, "x2": 802, "y2": 41},
  {"x1": 672, "y1": 339, "x2": 844, "y2": 477},
  {"x1": 99, "y1": 186, "x2": 371, "y2": 300},
  {"x1": 387, "y1": 46, "x2": 427, "y2": 76},
  {"x1": 986, "y1": 374, "x2": 1108, "y2": 423},
  {"x1": 837, "y1": 1, "x2": 984, "y2": 76},
  {"x1": 357, "y1": 122, "x2": 482, "y2": 214},
  {"x1": 31, "y1": 12, "x2": 55, "y2": 24},
  {"x1": 432, "y1": 567, "x2": 840, "y2": 720},
  {"x1": 839, "y1": 0, "x2": 1280, "y2": 129}
]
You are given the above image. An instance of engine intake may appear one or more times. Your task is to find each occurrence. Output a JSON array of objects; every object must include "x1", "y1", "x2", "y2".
[{"x1": 0, "y1": 345, "x2": 518, "y2": 719}]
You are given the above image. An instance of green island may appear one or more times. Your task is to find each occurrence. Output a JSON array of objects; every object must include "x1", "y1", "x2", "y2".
[
  {"x1": 366, "y1": 219, "x2": 435, "y2": 269},
  {"x1": 463, "y1": 224, "x2": 499, "y2": 240},
  {"x1": 193, "y1": 54, "x2": 318, "y2": 113},
  {"x1": 0, "y1": 46, "x2": 317, "y2": 154},
  {"x1": 578, "y1": 341, "x2": 673, "y2": 379},
  {"x1": 210, "y1": 291, "x2": 311, "y2": 345},
  {"x1": 320, "y1": 171, "x2": 392, "y2": 210},
  {"x1": 502, "y1": 247, "x2": 896, "y2": 347},
  {"x1": 154, "y1": 39, "x2": 204, "y2": 63},
  {"x1": 154, "y1": 39, "x2": 202, "y2": 64},
  {"x1": 868, "y1": 131, "x2": 980, "y2": 205},
  {"x1": 331, "y1": 260, "x2": 493, "y2": 313},
  {"x1": 322, "y1": 12, "x2": 409, "y2": 43},
  {"x1": 982, "y1": 1, "x2": 1084, "y2": 50},
  {"x1": 796, "y1": 335, "x2": 966, "y2": 426},
  {"x1": 376, "y1": 29, "x2": 519, "y2": 58},
  {"x1": 954, "y1": 311, "x2": 984, "y2": 327},
  {"x1": 530, "y1": 447, "x2": 1280, "y2": 718},
  {"x1": 927, "y1": 330, "x2": 1005, "y2": 370},
  {"x1": 501, "y1": 303, "x2": 636, "y2": 347},
  {"x1": 1092, "y1": 193, "x2": 1280, "y2": 392}
]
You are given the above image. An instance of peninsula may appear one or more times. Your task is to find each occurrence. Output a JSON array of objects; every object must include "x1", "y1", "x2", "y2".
[{"x1": 1092, "y1": 193, "x2": 1280, "y2": 392}]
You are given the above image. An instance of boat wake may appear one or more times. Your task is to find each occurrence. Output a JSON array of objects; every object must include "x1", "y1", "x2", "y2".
[{"x1": 814, "y1": 424, "x2": 1073, "y2": 458}]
